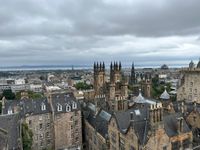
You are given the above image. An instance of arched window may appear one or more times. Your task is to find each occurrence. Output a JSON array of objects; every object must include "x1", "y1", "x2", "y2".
[
  {"x1": 66, "y1": 105, "x2": 71, "y2": 112},
  {"x1": 72, "y1": 102, "x2": 77, "y2": 109},
  {"x1": 57, "y1": 104, "x2": 62, "y2": 111}
]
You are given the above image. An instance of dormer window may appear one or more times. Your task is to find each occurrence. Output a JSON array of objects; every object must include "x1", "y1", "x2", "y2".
[
  {"x1": 66, "y1": 105, "x2": 71, "y2": 112},
  {"x1": 41, "y1": 103, "x2": 46, "y2": 111},
  {"x1": 57, "y1": 104, "x2": 62, "y2": 112},
  {"x1": 8, "y1": 106, "x2": 13, "y2": 115},
  {"x1": 72, "y1": 102, "x2": 77, "y2": 109}
]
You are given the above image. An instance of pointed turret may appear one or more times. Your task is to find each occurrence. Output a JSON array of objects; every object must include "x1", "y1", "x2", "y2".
[
  {"x1": 119, "y1": 61, "x2": 121, "y2": 71},
  {"x1": 103, "y1": 62, "x2": 105, "y2": 71},
  {"x1": 110, "y1": 62, "x2": 113, "y2": 70},
  {"x1": 94, "y1": 62, "x2": 96, "y2": 71}
]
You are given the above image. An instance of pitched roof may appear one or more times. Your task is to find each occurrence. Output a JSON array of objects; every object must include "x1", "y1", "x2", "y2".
[
  {"x1": 163, "y1": 113, "x2": 191, "y2": 137},
  {"x1": 83, "y1": 103, "x2": 111, "y2": 138},
  {"x1": 51, "y1": 93, "x2": 80, "y2": 114},
  {"x1": 3, "y1": 98, "x2": 51, "y2": 117},
  {"x1": 0, "y1": 114, "x2": 22, "y2": 149},
  {"x1": 114, "y1": 106, "x2": 149, "y2": 145}
]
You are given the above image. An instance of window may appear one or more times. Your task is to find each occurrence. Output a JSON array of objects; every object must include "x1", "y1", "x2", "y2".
[
  {"x1": 119, "y1": 138, "x2": 125, "y2": 150},
  {"x1": 46, "y1": 122, "x2": 50, "y2": 128},
  {"x1": 41, "y1": 103, "x2": 46, "y2": 111},
  {"x1": 183, "y1": 138, "x2": 190, "y2": 149},
  {"x1": 40, "y1": 133, "x2": 43, "y2": 139},
  {"x1": 46, "y1": 132, "x2": 50, "y2": 138},
  {"x1": 29, "y1": 120, "x2": 32, "y2": 125},
  {"x1": 8, "y1": 107, "x2": 13, "y2": 115},
  {"x1": 194, "y1": 116, "x2": 197, "y2": 122},
  {"x1": 163, "y1": 146, "x2": 167, "y2": 150},
  {"x1": 57, "y1": 104, "x2": 62, "y2": 111},
  {"x1": 66, "y1": 105, "x2": 71, "y2": 112},
  {"x1": 72, "y1": 102, "x2": 77, "y2": 109},
  {"x1": 171, "y1": 141, "x2": 180, "y2": 150},
  {"x1": 111, "y1": 132, "x2": 116, "y2": 143},
  {"x1": 39, "y1": 123, "x2": 43, "y2": 130}
]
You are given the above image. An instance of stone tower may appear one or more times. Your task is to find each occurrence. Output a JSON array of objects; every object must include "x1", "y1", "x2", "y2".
[
  {"x1": 110, "y1": 62, "x2": 122, "y2": 83},
  {"x1": 94, "y1": 62, "x2": 105, "y2": 95},
  {"x1": 141, "y1": 76, "x2": 152, "y2": 98}
]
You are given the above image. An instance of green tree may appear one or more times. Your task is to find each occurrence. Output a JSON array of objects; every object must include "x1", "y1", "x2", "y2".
[
  {"x1": 151, "y1": 76, "x2": 171, "y2": 99},
  {"x1": 22, "y1": 122, "x2": 33, "y2": 150},
  {"x1": 75, "y1": 82, "x2": 92, "y2": 90},
  {"x1": 2, "y1": 89, "x2": 15, "y2": 100}
]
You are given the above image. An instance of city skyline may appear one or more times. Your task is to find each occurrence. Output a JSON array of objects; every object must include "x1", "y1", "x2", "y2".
[{"x1": 0, "y1": 0, "x2": 200, "y2": 67}]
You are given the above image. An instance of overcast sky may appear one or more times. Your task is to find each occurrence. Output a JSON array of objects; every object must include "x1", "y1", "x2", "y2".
[{"x1": 0, "y1": 0, "x2": 200, "y2": 67}]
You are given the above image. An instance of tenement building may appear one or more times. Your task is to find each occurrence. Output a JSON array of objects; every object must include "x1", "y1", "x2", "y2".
[
  {"x1": 177, "y1": 60, "x2": 200, "y2": 103},
  {"x1": 1, "y1": 93, "x2": 82, "y2": 150}
]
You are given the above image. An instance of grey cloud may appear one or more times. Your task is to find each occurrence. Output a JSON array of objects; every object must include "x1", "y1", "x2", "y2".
[{"x1": 0, "y1": 0, "x2": 200, "y2": 66}]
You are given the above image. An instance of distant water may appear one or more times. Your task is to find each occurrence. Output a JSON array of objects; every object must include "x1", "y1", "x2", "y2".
[
  {"x1": 0, "y1": 63, "x2": 186, "y2": 71},
  {"x1": 0, "y1": 65, "x2": 92, "y2": 71}
]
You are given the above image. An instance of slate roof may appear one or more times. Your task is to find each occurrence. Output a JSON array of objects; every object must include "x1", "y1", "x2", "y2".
[
  {"x1": 51, "y1": 93, "x2": 80, "y2": 114},
  {"x1": 172, "y1": 101, "x2": 200, "y2": 115},
  {"x1": 0, "y1": 129, "x2": 8, "y2": 150},
  {"x1": 114, "y1": 106, "x2": 149, "y2": 145},
  {"x1": 3, "y1": 98, "x2": 51, "y2": 117},
  {"x1": 0, "y1": 114, "x2": 22, "y2": 150},
  {"x1": 163, "y1": 113, "x2": 191, "y2": 137},
  {"x1": 114, "y1": 106, "x2": 191, "y2": 145},
  {"x1": 83, "y1": 103, "x2": 111, "y2": 138}
]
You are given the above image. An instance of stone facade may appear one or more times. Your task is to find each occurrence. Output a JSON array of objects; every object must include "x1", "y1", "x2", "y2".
[
  {"x1": 93, "y1": 62, "x2": 128, "y2": 111},
  {"x1": 54, "y1": 110, "x2": 82, "y2": 149},
  {"x1": 25, "y1": 113, "x2": 53, "y2": 150},
  {"x1": 2, "y1": 93, "x2": 82, "y2": 150},
  {"x1": 177, "y1": 61, "x2": 200, "y2": 103}
]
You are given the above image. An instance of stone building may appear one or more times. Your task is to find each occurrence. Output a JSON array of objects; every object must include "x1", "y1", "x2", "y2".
[
  {"x1": 1, "y1": 93, "x2": 82, "y2": 150},
  {"x1": 93, "y1": 62, "x2": 128, "y2": 111},
  {"x1": 2, "y1": 98, "x2": 54, "y2": 150},
  {"x1": 177, "y1": 60, "x2": 200, "y2": 103},
  {"x1": 50, "y1": 93, "x2": 82, "y2": 150},
  {"x1": 108, "y1": 103, "x2": 192, "y2": 150},
  {"x1": 83, "y1": 103, "x2": 111, "y2": 150}
]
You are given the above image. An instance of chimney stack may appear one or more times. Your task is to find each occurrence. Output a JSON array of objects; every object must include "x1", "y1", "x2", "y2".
[{"x1": 177, "y1": 117, "x2": 184, "y2": 133}]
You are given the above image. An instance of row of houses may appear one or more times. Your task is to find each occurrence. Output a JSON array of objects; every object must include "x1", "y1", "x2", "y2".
[{"x1": 0, "y1": 93, "x2": 82, "y2": 150}]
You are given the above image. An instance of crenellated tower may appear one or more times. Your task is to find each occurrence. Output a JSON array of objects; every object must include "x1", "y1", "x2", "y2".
[
  {"x1": 110, "y1": 61, "x2": 122, "y2": 83},
  {"x1": 94, "y1": 62, "x2": 105, "y2": 95}
]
